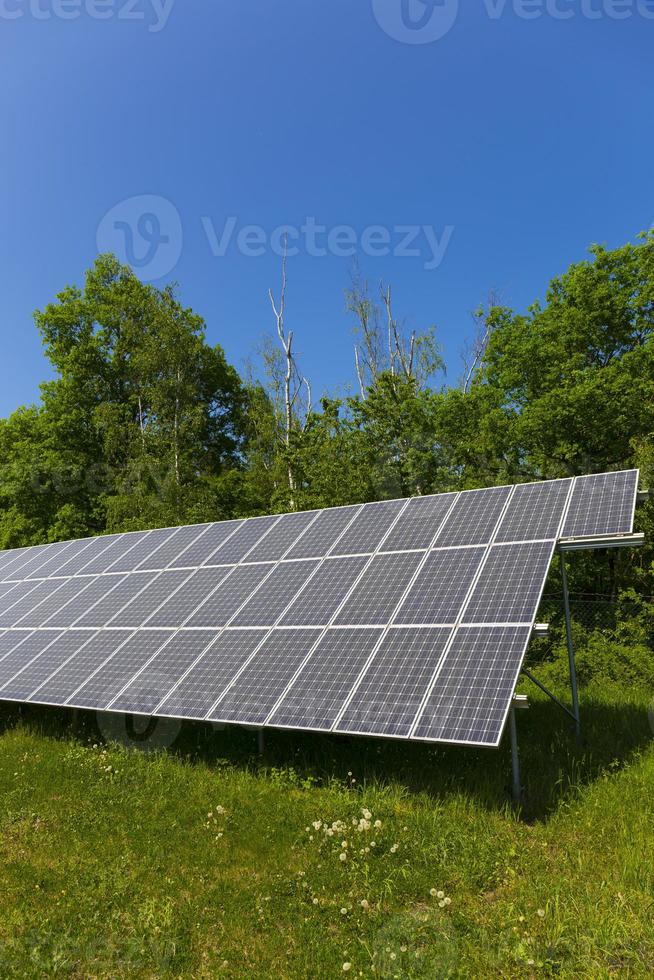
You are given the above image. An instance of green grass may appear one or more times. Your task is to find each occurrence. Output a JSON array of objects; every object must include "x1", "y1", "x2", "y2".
[{"x1": 0, "y1": 674, "x2": 653, "y2": 978}]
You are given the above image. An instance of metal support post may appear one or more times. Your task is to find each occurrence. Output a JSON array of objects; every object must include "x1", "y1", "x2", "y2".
[
  {"x1": 509, "y1": 707, "x2": 521, "y2": 804},
  {"x1": 560, "y1": 551, "x2": 581, "y2": 741},
  {"x1": 257, "y1": 729, "x2": 265, "y2": 755}
]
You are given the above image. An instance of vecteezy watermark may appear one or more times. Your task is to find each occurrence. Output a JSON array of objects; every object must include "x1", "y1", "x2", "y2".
[
  {"x1": 201, "y1": 216, "x2": 454, "y2": 271},
  {"x1": 372, "y1": 0, "x2": 460, "y2": 44},
  {"x1": 97, "y1": 194, "x2": 183, "y2": 281},
  {"x1": 97, "y1": 195, "x2": 455, "y2": 278},
  {"x1": 372, "y1": 0, "x2": 654, "y2": 43},
  {"x1": 0, "y1": 0, "x2": 175, "y2": 31}
]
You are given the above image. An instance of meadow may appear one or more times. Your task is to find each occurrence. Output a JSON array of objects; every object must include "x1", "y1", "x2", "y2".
[{"x1": 0, "y1": 636, "x2": 653, "y2": 979}]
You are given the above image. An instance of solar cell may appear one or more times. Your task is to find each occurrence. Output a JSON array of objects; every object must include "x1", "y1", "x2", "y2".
[
  {"x1": 208, "y1": 628, "x2": 322, "y2": 725},
  {"x1": 562, "y1": 470, "x2": 638, "y2": 538},
  {"x1": 381, "y1": 492, "x2": 458, "y2": 553},
  {"x1": 331, "y1": 499, "x2": 406, "y2": 556},
  {"x1": 434, "y1": 485, "x2": 512, "y2": 547},
  {"x1": 269, "y1": 627, "x2": 383, "y2": 731},
  {"x1": 285, "y1": 505, "x2": 361, "y2": 560},
  {"x1": 335, "y1": 552, "x2": 423, "y2": 626},
  {"x1": 183, "y1": 564, "x2": 273, "y2": 628},
  {"x1": 394, "y1": 547, "x2": 485, "y2": 625},
  {"x1": 0, "y1": 630, "x2": 91, "y2": 702},
  {"x1": 230, "y1": 560, "x2": 318, "y2": 626},
  {"x1": 244, "y1": 510, "x2": 318, "y2": 563},
  {"x1": 495, "y1": 478, "x2": 573, "y2": 543},
  {"x1": 28, "y1": 630, "x2": 133, "y2": 705},
  {"x1": 67, "y1": 631, "x2": 170, "y2": 709},
  {"x1": 156, "y1": 629, "x2": 266, "y2": 719},
  {"x1": 109, "y1": 630, "x2": 220, "y2": 715},
  {"x1": 279, "y1": 556, "x2": 368, "y2": 626},
  {"x1": 462, "y1": 541, "x2": 555, "y2": 624},
  {"x1": 335, "y1": 627, "x2": 452, "y2": 737},
  {"x1": 411, "y1": 625, "x2": 532, "y2": 745}
]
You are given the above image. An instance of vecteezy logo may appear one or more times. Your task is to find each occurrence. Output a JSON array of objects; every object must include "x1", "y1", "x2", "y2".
[
  {"x1": 372, "y1": 0, "x2": 459, "y2": 44},
  {"x1": 96, "y1": 194, "x2": 182, "y2": 281}
]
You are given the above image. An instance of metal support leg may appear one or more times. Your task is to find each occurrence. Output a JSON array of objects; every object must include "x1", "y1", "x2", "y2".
[
  {"x1": 560, "y1": 552, "x2": 581, "y2": 741},
  {"x1": 509, "y1": 707, "x2": 521, "y2": 804},
  {"x1": 257, "y1": 729, "x2": 265, "y2": 755}
]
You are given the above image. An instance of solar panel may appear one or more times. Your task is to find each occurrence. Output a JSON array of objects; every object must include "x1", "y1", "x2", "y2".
[
  {"x1": 107, "y1": 528, "x2": 178, "y2": 573},
  {"x1": 411, "y1": 626, "x2": 532, "y2": 745},
  {"x1": 0, "y1": 580, "x2": 61, "y2": 628},
  {"x1": 269, "y1": 627, "x2": 384, "y2": 731},
  {"x1": 434, "y1": 486, "x2": 512, "y2": 547},
  {"x1": 331, "y1": 499, "x2": 406, "y2": 555},
  {"x1": 156, "y1": 629, "x2": 266, "y2": 719},
  {"x1": 244, "y1": 511, "x2": 318, "y2": 562},
  {"x1": 78, "y1": 533, "x2": 149, "y2": 576},
  {"x1": 0, "y1": 469, "x2": 638, "y2": 753},
  {"x1": 73, "y1": 573, "x2": 157, "y2": 628},
  {"x1": 208, "y1": 628, "x2": 323, "y2": 726},
  {"x1": 381, "y1": 492, "x2": 457, "y2": 553},
  {"x1": 54, "y1": 535, "x2": 122, "y2": 578},
  {"x1": 29, "y1": 631, "x2": 134, "y2": 706},
  {"x1": 462, "y1": 541, "x2": 555, "y2": 624},
  {"x1": 138, "y1": 524, "x2": 209, "y2": 570},
  {"x1": 335, "y1": 627, "x2": 452, "y2": 738},
  {"x1": 562, "y1": 470, "x2": 638, "y2": 538},
  {"x1": 334, "y1": 552, "x2": 423, "y2": 626},
  {"x1": 0, "y1": 630, "x2": 90, "y2": 702},
  {"x1": 109, "y1": 570, "x2": 193, "y2": 628},
  {"x1": 169, "y1": 520, "x2": 243, "y2": 568},
  {"x1": 146, "y1": 567, "x2": 235, "y2": 627},
  {"x1": 285, "y1": 505, "x2": 361, "y2": 560},
  {"x1": 109, "y1": 630, "x2": 221, "y2": 715},
  {"x1": 67, "y1": 631, "x2": 171, "y2": 710},
  {"x1": 0, "y1": 631, "x2": 63, "y2": 688},
  {"x1": 495, "y1": 478, "x2": 573, "y2": 543},
  {"x1": 279, "y1": 556, "x2": 369, "y2": 626},
  {"x1": 183, "y1": 564, "x2": 273, "y2": 628},
  {"x1": 230, "y1": 560, "x2": 318, "y2": 626},
  {"x1": 394, "y1": 547, "x2": 485, "y2": 625}
]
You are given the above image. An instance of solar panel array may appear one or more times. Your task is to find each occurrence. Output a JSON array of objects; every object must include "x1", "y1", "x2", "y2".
[{"x1": 0, "y1": 469, "x2": 639, "y2": 748}]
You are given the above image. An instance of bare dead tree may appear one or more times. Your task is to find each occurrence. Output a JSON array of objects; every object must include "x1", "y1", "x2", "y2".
[
  {"x1": 268, "y1": 239, "x2": 312, "y2": 503},
  {"x1": 461, "y1": 290, "x2": 503, "y2": 394},
  {"x1": 347, "y1": 267, "x2": 443, "y2": 395}
]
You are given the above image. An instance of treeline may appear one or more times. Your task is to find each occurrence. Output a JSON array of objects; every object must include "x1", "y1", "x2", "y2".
[{"x1": 1, "y1": 236, "x2": 653, "y2": 596}]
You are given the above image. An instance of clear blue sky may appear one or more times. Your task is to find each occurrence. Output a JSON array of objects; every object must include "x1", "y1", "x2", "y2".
[{"x1": 2, "y1": 0, "x2": 652, "y2": 417}]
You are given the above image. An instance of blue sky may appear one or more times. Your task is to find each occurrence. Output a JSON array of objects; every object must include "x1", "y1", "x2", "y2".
[{"x1": 2, "y1": 0, "x2": 652, "y2": 417}]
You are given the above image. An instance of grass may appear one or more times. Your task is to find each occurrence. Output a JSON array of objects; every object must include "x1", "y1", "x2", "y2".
[{"x1": 0, "y1": 668, "x2": 653, "y2": 977}]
